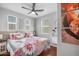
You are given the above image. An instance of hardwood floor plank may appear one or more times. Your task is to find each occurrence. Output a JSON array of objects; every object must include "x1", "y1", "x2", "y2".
[{"x1": 39, "y1": 46, "x2": 57, "y2": 56}]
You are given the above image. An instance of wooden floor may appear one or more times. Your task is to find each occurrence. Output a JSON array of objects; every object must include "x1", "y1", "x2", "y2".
[
  {"x1": 0, "y1": 46, "x2": 57, "y2": 56},
  {"x1": 39, "y1": 46, "x2": 57, "y2": 56}
]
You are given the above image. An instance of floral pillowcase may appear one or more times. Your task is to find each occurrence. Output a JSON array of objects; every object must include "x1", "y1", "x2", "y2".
[
  {"x1": 24, "y1": 32, "x2": 33, "y2": 38},
  {"x1": 9, "y1": 32, "x2": 33, "y2": 40},
  {"x1": 9, "y1": 33, "x2": 24, "y2": 40}
]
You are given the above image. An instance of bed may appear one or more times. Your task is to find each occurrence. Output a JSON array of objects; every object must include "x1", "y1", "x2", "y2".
[{"x1": 7, "y1": 33, "x2": 50, "y2": 56}]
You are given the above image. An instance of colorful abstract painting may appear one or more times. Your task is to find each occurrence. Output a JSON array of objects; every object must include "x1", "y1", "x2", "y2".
[{"x1": 61, "y1": 3, "x2": 79, "y2": 45}]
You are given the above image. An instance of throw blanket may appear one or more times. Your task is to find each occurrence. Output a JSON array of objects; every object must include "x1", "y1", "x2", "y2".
[{"x1": 7, "y1": 36, "x2": 50, "y2": 56}]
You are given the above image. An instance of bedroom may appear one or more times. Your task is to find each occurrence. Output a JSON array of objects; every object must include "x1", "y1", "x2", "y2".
[{"x1": 0, "y1": 3, "x2": 58, "y2": 56}]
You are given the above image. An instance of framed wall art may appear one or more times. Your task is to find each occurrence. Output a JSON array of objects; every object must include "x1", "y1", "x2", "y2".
[{"x1": 61, "y1": 3, "x2": 79, "y2": 45}]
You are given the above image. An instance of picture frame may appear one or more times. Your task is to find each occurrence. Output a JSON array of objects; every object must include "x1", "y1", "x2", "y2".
[{"x1": 61, "y1": 3, "x2": 79, "y2": 45}]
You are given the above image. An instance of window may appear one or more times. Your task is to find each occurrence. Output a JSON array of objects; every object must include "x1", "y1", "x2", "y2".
[
  {"x1": 7, "y1": 15, "x2": 17, "y2": 31},
  {"x1": 41, "y1": 19, "x2": 51, "y2": 34},
  {"x1": 24, "y1": 20, "x2": 33, "y2": 32}
]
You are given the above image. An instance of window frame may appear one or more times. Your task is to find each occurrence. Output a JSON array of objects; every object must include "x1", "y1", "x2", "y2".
[
  {"x1": 7, "y1": 15, "x2": 17, "y2": 31},
  {"x1": 24, "y1": 19, "x2": 32, "y2": 32},
  {"x1": 41, "y1": 19, "x2": 51, "y2": 34}
]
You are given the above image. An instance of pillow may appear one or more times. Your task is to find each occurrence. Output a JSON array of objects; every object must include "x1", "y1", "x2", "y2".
[
  {"x1": 24, "y1": 33, "x2": 30, "y2": 38},
  {"x1": 24, "y1": 32, "x2": 33, "y2": 38},
  {"x1": 8, "y1": 33, "x2": 16, "y2": 40},
  {"x1": 15, "y1": 33, "x2": 24, "y2": 39},
  {"x1": 9, "y1": 33, "x2": 24, "y2": 40}
]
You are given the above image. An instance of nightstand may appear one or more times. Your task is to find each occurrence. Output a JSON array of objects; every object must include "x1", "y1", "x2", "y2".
[{"x1": 0, "y1": 40, "x2": 9, "y2": 56}]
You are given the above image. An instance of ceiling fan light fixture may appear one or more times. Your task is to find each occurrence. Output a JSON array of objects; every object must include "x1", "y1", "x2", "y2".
[{"x1": 31, "y1": 12, "x2": 35, "y2": 14}]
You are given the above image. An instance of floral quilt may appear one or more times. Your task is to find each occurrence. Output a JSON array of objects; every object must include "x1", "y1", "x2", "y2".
[{"x1": 7, "y1": 36, "x2": 50, "y2": 56}]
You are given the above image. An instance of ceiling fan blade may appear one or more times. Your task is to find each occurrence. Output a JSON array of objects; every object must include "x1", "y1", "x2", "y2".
[
  {"x1": 22, "y1": 6, "x2": 31, "y2": 10},
  {"x1": 35, "y1": 9, "x2": 44, "y2": 11},
  {"x1": 28, "y1": 11, "x2": 32, "y2": 14},
  {"x1": 34, "y1": 12, "x2": 38, "y2": 16}
]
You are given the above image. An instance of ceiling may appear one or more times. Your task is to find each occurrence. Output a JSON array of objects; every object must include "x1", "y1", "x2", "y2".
[{"x1": 0, "y1": 3, "x2": 57, "y2": 18}]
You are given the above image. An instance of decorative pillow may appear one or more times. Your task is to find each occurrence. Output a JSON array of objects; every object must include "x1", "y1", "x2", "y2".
[
  {"x1": 9, "y1": 33, "x2": 24, "y2": 40},
  {"x1": 24, "y1": 32, "x2": 33, "y2": 38},
  {"x1": 24, "y1": 33, "x2": 29, "y2": 38},
  {"x1": 8, "y1": 33, "x2": 15, "y2": 40},
  {"x1": 15, "y1": 33, "x2": 24, "y2": 39}
]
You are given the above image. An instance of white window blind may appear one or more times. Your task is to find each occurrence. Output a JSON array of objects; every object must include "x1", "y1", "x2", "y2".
[{"x1": 7, "y1": 15, "x2": 17, "y2": 31}]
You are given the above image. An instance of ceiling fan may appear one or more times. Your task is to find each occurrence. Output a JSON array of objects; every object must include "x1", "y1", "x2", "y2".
[{"x1": 22, "y1": 3, "x2": 44, "y2": 16}]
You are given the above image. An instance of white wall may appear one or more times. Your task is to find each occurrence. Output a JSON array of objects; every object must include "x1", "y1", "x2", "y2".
[
  {"x1": 57, "y1": 3, "x2": 79, "y2": 56},
  {"x1": 0, "y1": 8, "x2": 2, "y2": 31},
  {"x1": 0, "y1": 7, "x2": 34, "y2": 32}
]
